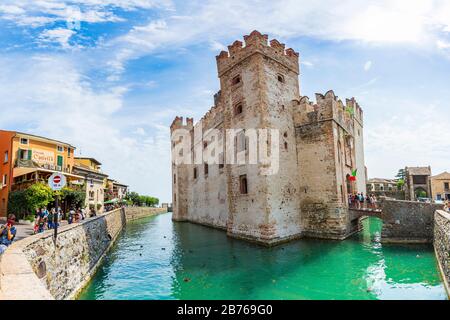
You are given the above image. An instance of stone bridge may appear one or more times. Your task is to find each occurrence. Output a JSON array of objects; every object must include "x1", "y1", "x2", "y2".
[{"x1": 349, "y1": 199, "x2": 443, "y2": 243}]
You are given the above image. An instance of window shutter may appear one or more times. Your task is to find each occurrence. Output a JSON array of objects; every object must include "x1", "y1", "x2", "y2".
[
  {"x1": 57, "y1": 155, "x2": 63, "y2": 166},
  {"x1": 28, "y1": 149, "x2": 32, "y2": 160}
]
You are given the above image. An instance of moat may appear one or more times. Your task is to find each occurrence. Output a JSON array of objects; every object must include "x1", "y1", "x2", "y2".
[{"x1": 78, "y1": 213, "x2": 447, "y2": 300}]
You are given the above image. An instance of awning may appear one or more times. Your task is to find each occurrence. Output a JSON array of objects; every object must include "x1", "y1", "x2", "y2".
[
  {"x1": 104, "y1": 198, "x2": 119, "y2": 204},
  {"x1": 13, "y1": 167, "x2": 84, "y2": 180}
]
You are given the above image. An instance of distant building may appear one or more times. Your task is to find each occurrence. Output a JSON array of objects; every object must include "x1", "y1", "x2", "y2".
[
  {"x1": 429, "y1": 172, "x2": 450, "y2": 201},
  {"x1": 73, "y1": 157, "x2": 108, "y2": 213},
  {"x1": 105, "y1": 179, "x2": 128, "y2": 202},
  {"x1": 367, "y1": 178, "x2": 405, "y2": 200},
  {"x1": 405, "y1": 166, "x2": 432, "y2": 200},
  {"x1": 0, "y1": 130, "x2": 82, "y2": 217}
]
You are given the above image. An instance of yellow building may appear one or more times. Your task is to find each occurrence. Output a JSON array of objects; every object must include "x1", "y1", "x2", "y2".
[
  {"x1": 0, "y1": 130, "x2": 83, "y2": 217},
  {"x1": 429, "y1": 172, "x2": 450, "y2": 202},
  {"x1": 73, "y1": 157, "x2": 108, "y2": 213}
]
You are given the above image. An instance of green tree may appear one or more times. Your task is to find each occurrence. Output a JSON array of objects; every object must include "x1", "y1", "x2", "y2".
[
  {"x1": 7, "y1": 190, "x2": 28, "y2": 219},
  {"x1": 60, "y1": 187, "x2": 86, "y2": 209},
  {"x1": 397, "y1": 179, "x2": 405, "y2": 191},
  {"x1": 126, "y1": 191, "x2": 141, "y2": 205},
  {"x1": 25, "y1": 182, "x2": 54, "y2": 212},
  {"x1": 395, "y1": 169, "x2": 406, "y2": 180}
]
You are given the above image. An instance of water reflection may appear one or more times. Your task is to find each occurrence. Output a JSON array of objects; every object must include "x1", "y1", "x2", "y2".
[{"x1": 78, "y1": 214, "x2": 447, "y2": 300}]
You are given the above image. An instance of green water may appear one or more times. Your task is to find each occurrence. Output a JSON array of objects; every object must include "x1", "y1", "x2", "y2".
[{"x1": 78, "y1": 213, "x2": 447, "y2": 300}]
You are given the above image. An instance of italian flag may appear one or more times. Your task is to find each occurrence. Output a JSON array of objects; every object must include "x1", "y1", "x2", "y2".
[{"x1": 348, "y1": 169, "x2": 357, "y2": 181}]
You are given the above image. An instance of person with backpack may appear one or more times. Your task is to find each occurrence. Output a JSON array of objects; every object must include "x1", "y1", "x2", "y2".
[{"x1": 0, "y1": 214, "x2": 17, "y2": 255}]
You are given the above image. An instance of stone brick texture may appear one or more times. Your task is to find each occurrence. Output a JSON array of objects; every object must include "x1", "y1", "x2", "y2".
[
  {"x1": 0, "y1": 207, "x2": 167, "y2": 300},
  {"x1": 434, "y1": 210, "x2": 450, "y2": 298},
  {"x1": 171, "y1": 31, "x2": 366, "y2": 245}
]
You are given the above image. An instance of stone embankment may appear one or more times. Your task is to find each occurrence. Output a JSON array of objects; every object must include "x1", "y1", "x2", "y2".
[
  {"x1": 380, "y1": 199, "x2": 442, "y2": 243},
  {"x1": 0, "y1": 207, "x2": 167, "y2": 300},
  {"x1": 434, "y1": 210, "x2": 450, "y2": 299}
]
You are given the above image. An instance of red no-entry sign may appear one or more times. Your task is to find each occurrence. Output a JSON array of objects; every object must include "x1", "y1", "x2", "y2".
[{"x1": 48, "y1": 172, "x2": 66, "y2": 191}]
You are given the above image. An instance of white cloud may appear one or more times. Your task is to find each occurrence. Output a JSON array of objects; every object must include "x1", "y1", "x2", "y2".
[
  {"x1": 0, "y1": 54, "x2": 173, "y2": 202},
  {"x1": 365, "y1": 100, "x2": 450, "y2": 178},
  {"x1": 38, "y1": 28, "x2": 77, "y2": 49},
  {"x1": 98, "y1": 0, "x2": 450, "y2": 80},
  {"x1": 301, "y1": 60, "x2": 314, "y2": 68},
  {"x1": 364, "y1": 61, "x2": 372, "y2": 71}
]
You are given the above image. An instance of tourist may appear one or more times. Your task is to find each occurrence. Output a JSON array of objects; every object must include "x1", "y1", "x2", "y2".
[
  {"x1": 68, "y1": 207, "x2": 76, "y2": 224},
  {"x1": 444, "y1": 201, "x2": 450, "y2": 212},
  {"x1": 36, "y1": 208, "x2": 47, "y2": 233},
  {"x1": 0, "y1": 214, "x2": 17, "y2": 255},
  {"x1": 371, "y1": 194, "x2": 377, "y2": 209},
  {"x1": 355, "y1": 193, "x2": 361, "y2": 209},
  {"x1": 47, "y1": 208, "x2": 55, "y2": 229},
  {"x1": 89, "y1": 207, "x2": 97, "y2": 218},
  {"x1": 33, "y1": 209, "x2": 41, "y2": 234}
]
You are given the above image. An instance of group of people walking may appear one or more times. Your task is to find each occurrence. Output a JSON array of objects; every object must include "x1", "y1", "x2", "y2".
[
  {"x1": 33, "y1": 206, "x2": 98, "y2": 234},
  {"x1": 34, "y1": 207, "x2": 62, "y2": 234},
  {"x1": 348, "y1": 193, "x2": 378, "y2": 209}
]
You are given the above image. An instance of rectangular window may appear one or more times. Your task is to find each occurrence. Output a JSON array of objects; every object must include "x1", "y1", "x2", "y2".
[
  {"x1": 219, "y1": 153, "x2": 224, "y2": 170},
  {"x1": 193, "y1": 167, "x2": 197, "y2": 179},
  {"x1": 445, "y1": 182, "x2": 449, "y2": 190},
  {"x1": 3, "y1": 151, "x2": 8, "y2": 163},
  {"x1": 2, "y1": 174, "x2": 7, "y2": 186},
  {"x1": 57, "y1": 145, "x2": 63, "y2": 152},
  {"x1": 57, "y1": 155, "x2": 63, "y2": 167},
  {"x1": 174, "y1": 174, "x2": 176, "y2": 184},
  {"x1": 239, "y1": 175, "x2": 248, "y2": 194},
  {"x1": 19, "y1": 149, "x2": 30, "y2": 160},
  {"x1": 20, "y1": 138, "x2": 28, "y2": 145},
  {"x1": 204, "y1": 163, "x2": 208, "y2": 176},
  {"x1": 68, "y1": 148, "x2": 71, "y2": 157},
  {"x1": 237, "y1": 131, "x2": 246, "y2": 152},
  {"x1": 231, "y1": 75, "x2": 241, "y2": 85}
]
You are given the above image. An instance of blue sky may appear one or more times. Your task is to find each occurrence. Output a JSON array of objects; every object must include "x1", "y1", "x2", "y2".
[{"x1": 0, "y1": 0, "x2": 449, "y2": 202}]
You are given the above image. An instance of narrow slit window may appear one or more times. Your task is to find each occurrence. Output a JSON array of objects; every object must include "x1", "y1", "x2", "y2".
[
  {"x1": 239, "y1": 175, "x2": 248, "y2": 194},
  {"x1": 234, "y1": 103, "x2": 243, "y2": 116},
  {"x1": 277, "y1": 74, "x2": 285, "y2": 83}
]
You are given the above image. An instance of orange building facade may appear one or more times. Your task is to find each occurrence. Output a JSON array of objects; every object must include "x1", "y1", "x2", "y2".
[{"x1": 0, "y1": 130, "x2": 82, "y2": 217}]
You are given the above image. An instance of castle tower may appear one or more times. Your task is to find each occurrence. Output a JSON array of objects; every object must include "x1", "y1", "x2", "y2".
[
  {"x1": 216, "y1": 31, "x2": 303, "y2": 243},
  {"x1": 170, "y1": 116, "x2": 193, "y2": 221},
  {"x1": 170, "y1": 31, "x2": 366, "y2": 245},
  {"x1": 293, "y1": 91, "x2": 364, "y2": 239}
]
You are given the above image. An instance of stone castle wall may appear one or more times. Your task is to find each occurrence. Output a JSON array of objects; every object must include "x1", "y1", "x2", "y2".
[
  {"x1": 0, "y1": 206, "x2": 167, "y2": 300},
  {"x1": 434, "y1": 210, "x2": 450, "y2": 298},
  {"x1": 380, "y1": 199, "x2": 443, "y2": 243},
  {"x1": 171, "y1": 31, "x2": 366, "y2": 245}
]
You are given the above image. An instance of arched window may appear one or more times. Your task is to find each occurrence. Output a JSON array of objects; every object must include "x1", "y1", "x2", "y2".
[{"x1": 277, "y1": 74, "x2": 285, "y2": 83}]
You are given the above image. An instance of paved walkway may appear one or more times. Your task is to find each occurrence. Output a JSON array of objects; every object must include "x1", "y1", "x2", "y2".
[{"x1": 14, "y1": 221, "x2": 69, "y2": 241}]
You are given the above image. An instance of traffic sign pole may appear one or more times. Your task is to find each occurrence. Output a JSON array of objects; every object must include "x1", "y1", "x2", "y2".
[
  {"x1": 54, "y1": 195, "x2": 59, "y2": 240},
  {"x1": 48, "y1": 172, "x2": 66, "y2": 242}
]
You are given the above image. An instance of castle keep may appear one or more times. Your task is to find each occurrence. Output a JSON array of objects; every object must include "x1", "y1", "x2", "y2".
[{"x1": 170, "y1": 31, "x2": 366, "y2": 245}]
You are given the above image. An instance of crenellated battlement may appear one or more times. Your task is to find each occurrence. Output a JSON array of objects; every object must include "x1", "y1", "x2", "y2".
[
  {"x1": 170, "y1": 116, "x2": 194, "y2": 132},
  {"x1": 293, "y1": 90, "x2": 363, "y2": 133},
  {"x1": 216, "y1": 30, "x2": 299, "y2": 77}
]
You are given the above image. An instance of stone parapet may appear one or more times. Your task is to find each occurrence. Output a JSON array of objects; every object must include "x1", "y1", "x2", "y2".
[
  {"x1": 380, "y1": 199, "x2": 443, "y2": 243},
  {"x1": 0, "y1": 206, "x2": 167, "y2": 300},
  {"x1": 434, "y1": 210, "x2": 450, "y2": 299}
]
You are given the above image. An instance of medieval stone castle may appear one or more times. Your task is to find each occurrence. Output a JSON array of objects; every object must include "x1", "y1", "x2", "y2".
[{"x1": 171, "y1": 31, "x2": 366, "y2": 245}]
